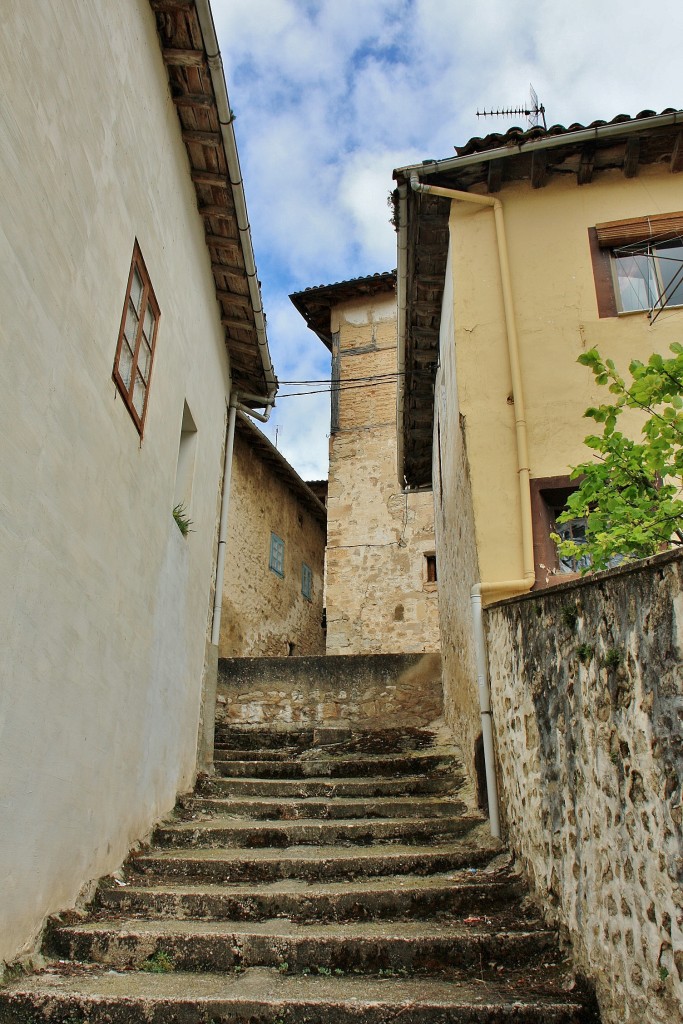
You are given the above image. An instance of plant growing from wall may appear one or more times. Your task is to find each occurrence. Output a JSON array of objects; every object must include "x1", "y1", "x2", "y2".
[
  {"x1": 172, "y1": 503, "x2": 193, "y2": 537},
  {"x1": 553, "y1": 344, "x2": 683, "y2": 572}
]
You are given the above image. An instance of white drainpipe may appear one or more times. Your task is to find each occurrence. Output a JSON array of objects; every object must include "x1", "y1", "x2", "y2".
[{"x1": 402, "y1": 173, "x2": 537, "y2": 838}]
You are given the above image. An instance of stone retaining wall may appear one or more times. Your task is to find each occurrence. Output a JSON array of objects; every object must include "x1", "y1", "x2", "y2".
[
  {"x1": 485, "y1": 550, "x2": 683, "y2": 1024},
  {"x1": 217, "y1": 653, "x2": 443, "y2": 730}
]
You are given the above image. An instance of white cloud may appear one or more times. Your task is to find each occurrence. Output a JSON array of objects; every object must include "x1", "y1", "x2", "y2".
[{"x1": 211, "y1": 0, "x2": 683, "y2": 480}]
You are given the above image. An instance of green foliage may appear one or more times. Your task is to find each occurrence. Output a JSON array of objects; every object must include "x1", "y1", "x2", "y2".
[
  {"x1": 140, "y1": 950, "x2": 175, "y2": 973},
  {"x1": 172, "y1": 503, "x2": 193, "y2": 537},
  {"x1": 576, "y1": 643, "x2": 594, "y2": 664},
  {"x1": 553, "y1": 344, "x2": 683, "y2": 572},
  {"x1": 604, "y1": 648, "x2": 623, "y2": 669},
  {"x1": 561, "y1": 604, "x2": 579, "y2": 630}
]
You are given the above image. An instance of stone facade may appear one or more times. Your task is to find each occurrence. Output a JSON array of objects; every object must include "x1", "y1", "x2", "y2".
[
  {"x1": 291, "y1": 275, "x2": 440, "y2": 656},
  {"x1": 217, "y1": 653, "x2": 444, "y2": 730},
  {"x1": 485, "y1": 551, "x2": 683, "y2": 1024},
  {"x1": 220, "y1": 415, "x2": 326, "y2": 658}
]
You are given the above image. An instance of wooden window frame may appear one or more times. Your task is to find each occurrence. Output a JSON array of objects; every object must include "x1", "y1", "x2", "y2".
[
  {"x1": 589, "y1": 212, "x2": 683, "y2": 318},
  {"x1": 530, "y1": 475, "x2": 582, "y2": 588},
  {"x1": 113, "y1": 241, "x2": 160, "y2": 435}
]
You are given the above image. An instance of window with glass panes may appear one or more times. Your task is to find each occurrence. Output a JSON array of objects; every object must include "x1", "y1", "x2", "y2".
[
  {"x1": 301, "y1": 562, "x2": 313, "y2": 600},
  {"x1": 113, "y1": 242, "x2": 160, "y2": 434},
  {"x1": 269, "y1": 533, "x2": 285, "y2": 577}
]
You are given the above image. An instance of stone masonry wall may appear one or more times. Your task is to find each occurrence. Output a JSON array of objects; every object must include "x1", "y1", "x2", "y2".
[
  {"x1": 217, "y1": 653, "x2": 443, "y2": 730},
  {"x1": 219, "y1": 428, "x2": 326, "y2": 658},
  {"x1": 325, "y1": 295, "x2": 440, "y2": 655},
  {"x1": 485, "y1": 551, "x2": 683, "y2": 1024}
]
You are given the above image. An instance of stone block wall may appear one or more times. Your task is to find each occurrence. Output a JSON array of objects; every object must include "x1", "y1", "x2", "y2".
[
  {"x1": 485, "y1": 550, "x2": 683, "y2": 1024},
  {"x1": 325, "y1": 294, "x2": 440, "y2": 655},
  {"x1": 220, "y1": 423, "x2": 326, "y2": 658},
  {"x1": 217, "y1": 653, "x2": 443, "y2": 730}
]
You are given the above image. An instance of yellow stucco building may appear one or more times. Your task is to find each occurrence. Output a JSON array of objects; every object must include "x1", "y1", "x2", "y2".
[{"x1": 394, "y1": 108, "x2": 683, "y2": 781}]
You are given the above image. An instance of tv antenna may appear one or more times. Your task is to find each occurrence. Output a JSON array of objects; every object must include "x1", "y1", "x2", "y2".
[{"x1": 477, "y1": 84, "x2": 547, "y2": 129}]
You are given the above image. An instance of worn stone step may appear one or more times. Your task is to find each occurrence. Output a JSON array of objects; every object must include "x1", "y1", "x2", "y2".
[
  {"x1": 0, "y1": 965, "x2": 598, "y2": 1024},
  {"x1": 49, "y1": 916, "x2": 557, "y2": 974},
  {"x1": 212, "y1": 726, "x2": 437, "y2": 754},
  {"x1": 214, "y1": 751, "x2": 457, "y2": 779},
  {"x1": 182, "y1": 793, "x2": 468, "y2": 820},
  {"x1": 198, "y1": 773, "x2": 460, "y2": 799},
  {"x1": 130, "y1": 833, "x2": 500, "y2": 885},
  {"x1": 96, "y1": 871, "x2": 524, "y2": 923},
  {"x1": 153, "y1": 814, "x2": 481, "y2": 849}
]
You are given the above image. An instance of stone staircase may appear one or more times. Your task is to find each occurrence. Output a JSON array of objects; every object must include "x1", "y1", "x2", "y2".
[{"x1": 1, "y1": 724, "x2": 598, "y2": 1022}]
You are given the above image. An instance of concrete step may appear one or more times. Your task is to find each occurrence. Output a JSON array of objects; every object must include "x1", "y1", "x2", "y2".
[
  {"x1": 213, "y1": 751, "x2": 458, "y2": 779},
  {"x1": 182, "y1": 793, "x2": 468, "y2": 820},
  {"x1": 198, "y1": 773, "x2": 460, "y2": 799},
  {"x1": 95, "y1": 871, "x2": 524, "y2": 923},
  {"x1": 153, "y1": 814, "x2": 482, "y2": 849},
  {"x1": 49, "y1": 916, "x2": 557, "y2": 974},
  {"x1": 0, "y1": 965, "x2": 598, "y2": 1024},
  {"x1": 129, "y1": 832, "x2": 500, "y2": 885}
]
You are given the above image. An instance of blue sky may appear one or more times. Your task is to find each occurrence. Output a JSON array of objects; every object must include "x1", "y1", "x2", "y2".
[{"x1": 211, "y1": 0, "x2": 683, "y2": 479}]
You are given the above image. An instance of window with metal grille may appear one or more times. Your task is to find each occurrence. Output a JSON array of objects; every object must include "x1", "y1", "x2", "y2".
[
  {"x1": 301, "y1": 562, "x2": 313, "y2": 600},
  {"x1": 112, "y1": 241, "x2": 160, "y2": 435},
  {"x1": 269, "y1": 533, "x2": 285, "y2": 577}
]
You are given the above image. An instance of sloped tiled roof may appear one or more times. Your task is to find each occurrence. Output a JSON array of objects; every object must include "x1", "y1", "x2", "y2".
[
  {"x1": 454, "y1": 108, "x2": 678, "y2": 156},
  {"x1": 291, "y1": 272, "x2": 396, "y2": 350},
  {"x1": 394, "y1": 108, "x2": 683, "y2": 488}
]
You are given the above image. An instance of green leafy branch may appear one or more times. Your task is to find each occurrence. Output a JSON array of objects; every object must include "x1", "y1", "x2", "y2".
[{"x1": 553, "y1": 343, "x2": 683, "y2": 573}]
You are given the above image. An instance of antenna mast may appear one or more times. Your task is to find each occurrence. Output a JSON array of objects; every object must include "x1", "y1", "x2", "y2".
[{"x1": 476, "y1": 84, "x2": 547, "y2": 129}]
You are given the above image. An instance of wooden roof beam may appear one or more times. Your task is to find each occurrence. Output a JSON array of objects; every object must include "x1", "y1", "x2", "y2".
[
  {"x1": 487, "y1": 159, "x2": 503, "y2": 194},
  {"x1": 151, "y1": 0, "x2": 194, "y2": 9},
  {"x1": 182, "y1": 129, "x2": 222, "y2": 147},
  {"x1": 216, "y1": 289, "x2": 252, "y2": 309},
  {"x1": 222, "y1": 316, "x2": 257, "y2": 332},
  {"x1": 623, "y1": 137, "x2": 640, "y2": 178},
  {"x1": 173, "y1": 93, "x2": 216, "y2": 111},
  {"x1": 577, "y1": 144, "x2": 595, "y2": 185},
  {"x1": 671, "y1": 132, "x2": 683, "y2": 173},
  {"x1": 531, "y1": 150, "x2": 548, "y2": 189},
  {"x1": 162, "y1": 48, "x2": 206, "y2": 67},
  {"x1": 192, "y1": 169, "x2": 228, "y2": 186},
  {"x1": 205, "y1": 234, "x2": 240, "y2": 256},
  {"x1": 199, "y1": 205, "x2": 234, "y2": 219}
]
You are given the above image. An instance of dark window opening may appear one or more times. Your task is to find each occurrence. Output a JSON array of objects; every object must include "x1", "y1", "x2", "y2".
[{"x1": 425, "y1": 554, "x2": 437, "y2": 583}]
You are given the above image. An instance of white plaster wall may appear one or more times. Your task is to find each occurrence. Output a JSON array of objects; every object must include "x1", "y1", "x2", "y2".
[{"x1": 0, "y1": 0, "x2": 233, "y2": 962}]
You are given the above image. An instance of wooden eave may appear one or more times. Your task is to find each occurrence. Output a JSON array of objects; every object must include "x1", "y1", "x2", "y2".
[
  {"x1": 150, "y1": 0, "x2": 268, "y2": 398},
  {"x1": 235, "y1": 414, "x2": 327, "y2": 528},
  {"x1": 291, "y1": 273, "x2": 396, "y2": 350},
  {"x1": 397, "y1": 121, "x2": 683, "y2": 488}
]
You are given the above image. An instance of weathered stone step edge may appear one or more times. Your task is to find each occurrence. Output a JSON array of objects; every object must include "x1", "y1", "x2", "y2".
[
  {"x1": 210, "y1": 741, "x2": 448, "y2": 757},
  {"x1": 212, "y1": 727, "x2": 437, "y2": 753},
  {"x1": 95, "y1": 876, "x2": 524, "y2": 922},
  {"x1": 49, "y1": 918, "x2": 558, "y2": 974},
  {"x1": 214, "y1": 753, "x2": 458, "y2": 779},
  {"x1": 182, "y1": 794, "x2": 469, "y2": 820},
  {"x1": 198, "y1": 774, "x2": 461, "y2": 798},
  {"x1": 0, "y1": 967, "x2": 596, "y2": 1024},
  {"x1": 129, "y1": 839, "x2": 501, "y2": 884},
  {"x1": 153, "y1": 815, "x2": 481, "y2": 849}
]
